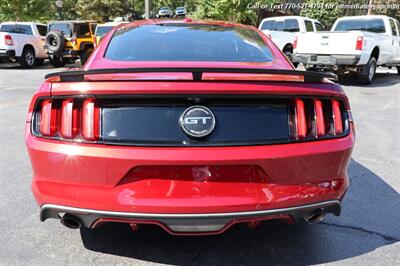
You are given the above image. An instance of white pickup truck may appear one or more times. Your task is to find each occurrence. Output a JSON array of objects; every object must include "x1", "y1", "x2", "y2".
[
  {"x1": 0, "y1": 22, "x2": 48, "y2": 68},
  {"x1": 293, "y1": 15, "x2": 400, "y2": 84},
  {"x1": 258, "y1": 16, "x2": 325, "y2": 63}
]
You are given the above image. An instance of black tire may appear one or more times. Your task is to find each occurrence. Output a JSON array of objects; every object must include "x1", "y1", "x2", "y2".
[
  {"x1": 284, "y1": 50, "x2": 298, "y2": 68},
  {"x1": 19, "y1": 47, "x2": 36, "y2": 68},
  {"x1": 358, "y1": 57, "x2": 377, "y2": 85},
  {"x1": 35, "y1": 58, "x2": 44, "y2": 66},
  {"x1": 46, "y1": 31, "x2": 65, "y2": 54},
  {"x1": 49, "y1": 55, "x2": 66, "y2": 67},
  {"x1": 397, "y1": 66, "x2": 400, "y2": 75},
  {"x1": 80, "y1": 48, "x2": 93, "y2": 66}
]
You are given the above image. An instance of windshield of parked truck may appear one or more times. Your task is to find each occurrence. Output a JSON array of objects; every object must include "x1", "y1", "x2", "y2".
[{"x1": 333, "y1": 19, "x2": 386, "y2": 33}]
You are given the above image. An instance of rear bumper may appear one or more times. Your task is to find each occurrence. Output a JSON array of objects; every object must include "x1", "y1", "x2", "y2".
[
  {"x1": 293, "y1": 54, "x2": 360, "y2": 66},
  {"x1": 0, "y1": 49, "x2": 16, "y2": 60},
  {"x1": 27, "y1": 125, "x2": 354, "y2": 232},
  {"x1": 47, "y1": 49, "x2": 80, "y2": 57},
  {"x1": 41, "y1": 200, "x2": 341, "y2": 235}
]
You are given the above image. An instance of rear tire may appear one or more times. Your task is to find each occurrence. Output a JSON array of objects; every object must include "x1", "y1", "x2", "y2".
[
  {"x1": 397, "y1": 66, "x2": 400, "y2": 75},
  {"x1": 80, "y1": 48, "x2": 93, "y2": 66},
  {"x1": 358, "y1": 57, "x2": 376, "y2": 85},
  {"x1": 49, "y1": 55, "x2": 66, "y2": 67},
  {"x1": 284, "y1": 50, "x2": 298, "y2": 68},
  {"x1": 19, "y1": 47, "x2": 36, "y2": 68}
]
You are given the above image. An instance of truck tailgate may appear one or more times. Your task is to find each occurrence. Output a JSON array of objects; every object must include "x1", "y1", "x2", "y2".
[{"x1": 295, "y1": 32, "x2": 361, "y2": 55}]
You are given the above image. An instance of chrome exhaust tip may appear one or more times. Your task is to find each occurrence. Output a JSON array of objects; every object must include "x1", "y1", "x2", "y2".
[
  {"x1": 60, "y1": 214, "x2": 81, "y2": 229},
  {"x1": 304, "y1": 209, "x2": 326, "y2": 224}
]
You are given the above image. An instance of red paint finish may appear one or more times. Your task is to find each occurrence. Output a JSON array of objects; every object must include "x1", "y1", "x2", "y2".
[
  {"x1": 314, "y1": 99, "x2": 326, "y2": 136},
  {"x1": 295, "y1": 99, "x2": 307, "y2": 139},
  {"x1": 26, "y1": 19, "x2": 355, "y2": 235},
  {"x1": 332, "y1": 100, "x2": 343, "y2": 134}
]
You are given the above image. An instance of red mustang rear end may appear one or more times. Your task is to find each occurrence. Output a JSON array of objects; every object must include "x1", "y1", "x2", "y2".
[{"x1": 26, "y1": 20, "x2": 354, "y2": 235}]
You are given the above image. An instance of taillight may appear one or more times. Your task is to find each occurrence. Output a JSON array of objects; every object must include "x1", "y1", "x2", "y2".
[
  {"x1": 292, "y1": 98, "x2": 348, "y2": 141},
  {"x1": 39, "y1": 100, "x2": 58, "y2": 136},
  {"x1": 5, "y1": 35, "x2": 13, "y2": 46},
  {"x1": 293, "y1": 36, "x2": 298, "y2": 49},
  {"x1": 60, "y1": 99, "x2": 79, "y2": 138},
  {"x1": 332, "y1": 100, "x2": 343, "y2": 134},
  {"x1": 34, "y1": 97, "x2": 100, "y2": 142},
  {"x1": 295, "y1": 99, "x2": 307, "y2": 138},
  {"x1": 81, "y1": 98, "x2": 100, "y2": 141},
  {"x1": 356, "y1": 36, "x2": 363, "y2": 50},
  {"x1": 314, "y1": 99, "x2": 326, "y2": 136}
]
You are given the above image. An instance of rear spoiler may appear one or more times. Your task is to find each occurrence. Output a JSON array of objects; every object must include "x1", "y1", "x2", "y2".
[{"x1": 44, "y1": 67, "x2": 338, "y2": 83}]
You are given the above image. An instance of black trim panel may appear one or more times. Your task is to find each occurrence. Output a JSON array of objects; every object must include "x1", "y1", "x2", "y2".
[{"x1": 44, "y1": 67, "x2": 338, "y2": 83}]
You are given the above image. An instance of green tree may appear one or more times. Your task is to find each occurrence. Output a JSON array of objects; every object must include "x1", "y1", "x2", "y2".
[
  {"x1": 0, "y1": 0, "x2": 54, "y2": 22},
  {"x1": 300, "y1": 0, "x2": 343, "y2": 29},
  {"x1": 373, "y1": 0, "x2": 400, "y2": 21},
  {"x1": 76, "y1": 0, "x2": 130, "y2": 21}
]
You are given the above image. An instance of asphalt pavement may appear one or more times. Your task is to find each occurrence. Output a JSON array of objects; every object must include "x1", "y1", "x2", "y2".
[{"x1": 0, "y1": 62, "x2": 399, "y2": 265}]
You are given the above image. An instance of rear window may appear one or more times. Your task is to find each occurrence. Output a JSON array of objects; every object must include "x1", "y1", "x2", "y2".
[
  {"x1": 95, "y1": 26, "x2": 114, "y2": 37},
  {"x1": 284, "y1": 19, "x2": 300, "y2": 32},
  {"x1": 105, "y1": 25, "x2": 274, "y2": 62},
  {"x1": 315, "y1": 22, "x2": 325, "y2": 31},
  {"x1": 37, "y1": 25, "x2": 47, "y2": 36},
  {"x1": 75, "y1": 23, "x2": 91, "y2": 37},
  {"x1": 334, "y1": 19, "x2": 386, "y2": 33},
  {"x1": 49, "y1": 23, "x2": 72, "y2": 37},
  {"x1": 389, "y1": 19, "x2": 398, "y2": 36},
  {"x1": 260, "y1": 20, "x2": 276, "y2": 30},
  {"x1": 305, "y1": 20, "x2": 314, "y2": 32},
  {"x1": 0, "y1": 24, "x2": 33, "y2": 35},
  {"x1": 260, "y1": 19, "x2": 299, "y2": 32}
]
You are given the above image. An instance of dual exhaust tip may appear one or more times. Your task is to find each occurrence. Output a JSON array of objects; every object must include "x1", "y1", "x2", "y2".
[{"x1": 59, "y1": 208, "x2": 327, "y2": 230}]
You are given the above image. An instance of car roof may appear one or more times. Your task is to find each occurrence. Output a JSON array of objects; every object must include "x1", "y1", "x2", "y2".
[
  {"x1": 0, "y1": 22, "x2": 46, "y2": 26},
  {"x1": 48, "y1": 20, "x2": 97, "y2": 24},
  {"x1": 97, "y1": 22, "x2": 128, "y2": 27},
  {"x1": 261, "y1": 16, "x2": 317, "y2": 22},
  {"x1": 115, "y1": 19, "x2": 254, "y2": 31},
  {"x1": 335, "y1": 15, "x2": 391, "y2": 21}
]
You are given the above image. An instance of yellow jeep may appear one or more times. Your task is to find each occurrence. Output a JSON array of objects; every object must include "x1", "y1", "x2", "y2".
[{"x1": 45, "y1": 20, "x2": 97, "y2": 67}]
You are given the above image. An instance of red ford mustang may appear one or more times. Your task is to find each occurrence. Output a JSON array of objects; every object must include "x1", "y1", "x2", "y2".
[{"x1": 26, "y1": 19, "x2": 355, "y2": 235}]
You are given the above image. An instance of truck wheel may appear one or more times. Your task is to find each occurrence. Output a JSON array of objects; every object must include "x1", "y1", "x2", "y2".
[
  {"x1": 80, "y1": 48, "x2": 93, "y2": 66},
  {"x1": 359, "y1": 57, "x2": 376, "y2": 85},
  {"x1": 284, "y1": 51, "x2": 298, "y2": 68},
  {"x1": 19, "y1": 47, "x2": 36, "y2": 68},
  {"x1": 397, "y1": 66, "x2": 400, "y2": 75},
  {"x1": 49, "y1": 55, "x2": 66, "y2": 68}
]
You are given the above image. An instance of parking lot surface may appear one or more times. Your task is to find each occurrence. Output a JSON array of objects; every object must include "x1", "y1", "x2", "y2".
[{"x1": 0, "y1": 62, "x2": 399, "y2": 265}]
